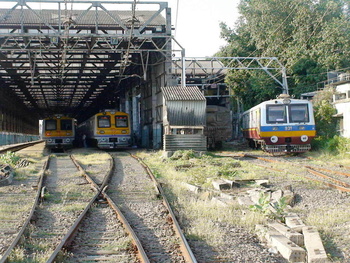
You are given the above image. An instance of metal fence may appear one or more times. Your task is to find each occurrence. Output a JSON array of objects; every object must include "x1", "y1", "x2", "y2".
[{"x1": 0, "y1": 132, "x2": 39, "y2": 146}]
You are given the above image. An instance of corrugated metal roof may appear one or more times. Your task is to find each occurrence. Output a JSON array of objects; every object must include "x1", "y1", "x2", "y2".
[
  {"x1": 161, "y1": 86, "x2": 206, "y2": 101},
  {"x1": 0, "y1": 9, "x2": 165, "y2": 27}
]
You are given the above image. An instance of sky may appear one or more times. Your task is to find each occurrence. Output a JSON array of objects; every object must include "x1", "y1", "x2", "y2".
[{"x1": 160, "y1": 0, "x2": 240, "y2": 57}]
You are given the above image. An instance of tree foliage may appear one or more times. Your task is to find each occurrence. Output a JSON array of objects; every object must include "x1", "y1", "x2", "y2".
[
  {"x1": 312, "y1": 87, "x2": 337, "y2": 138},
  {"x1": 218, "y1": 0, "x2": 350, "y2": 110}
]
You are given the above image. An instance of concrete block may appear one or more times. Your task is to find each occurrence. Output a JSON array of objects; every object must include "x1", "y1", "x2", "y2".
[
  {"x1": 234, "y1": 179, "x2": 255, "y2": 187},
  {"x1": 212, "y1": 179, "x2": 231, "y2": 191},
  {"x1": 302, "y1": 226, "x2": 328, "y2": 263},
  {"x1": 285, "y1": 213, "x2": 306, "y2": 232},
  {"x1": 270, "y1": 234, "x2": 306, "y2": 262},
  {"x1": 223, "y1": 179, "x2": 235, "y2": 188},
  {"x1": 182, "y1": 182, "x2": 201, "y2": 194},
  {"x1": 255, "y1": 179, "x2": 269, "y2": 187},
  {"x1": 220, "y1": 192, "x2": 235, "y2": 200},
  {"x1": 237, "y1": 196, "x2": 255, "y2": 206},
  {"x1": 268, "y1": 222, "x2": 304, "y2": 247}
]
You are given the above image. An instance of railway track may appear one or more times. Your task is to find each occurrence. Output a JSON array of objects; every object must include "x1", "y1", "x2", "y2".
[
  {"x1": 55, "y1": 153, "x2": 148, "y2": 262},
  {"x1": 65, "y1": 200, "x2": 141, "y2": 262},
  {"x1": 1, "y1": 146, "x2": 197, "y2": 262},
  {"x1": 223, "y1": 152, "x2": 350, "y2": 193},
  {"x1": 0, "y1": 156, "x2": 48, "y2": 261},
  {"x1": 0, "y1": 148, "x2": 147, "y2": 262},
  {"x1": 106, "y1": 152, "x2": 196, "y2": 263},
  {"x1": 0, "y1": 154, "x2": 96, "y2": 262}
]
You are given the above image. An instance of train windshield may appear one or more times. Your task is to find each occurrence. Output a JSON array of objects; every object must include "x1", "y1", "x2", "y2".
[
  {"x1": 60, "y1": 119, "x2": 73, "y2": 130},
  {"x1": 115, "y1": 116, "x2": 128, "y2": 127},
  {"x1": 45, "y1": 120, "x2": 57, "y2": 130},
  {"x1": 98, "y1": 116, "x2": 111, "y2": 128},
  {"x1": 289, "y1": 104, "x2": 309, "y2": 123},
  {"x1": 266, "y1": 105, "x2": 287, "y2": 123}
]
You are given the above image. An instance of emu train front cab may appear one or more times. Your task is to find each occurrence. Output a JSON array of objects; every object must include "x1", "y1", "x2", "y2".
[
  {"x1": 39, "y1": 116, "x2": 76, "y2": 149},
  {"x1": 78, "y1": 110, "x2": 131, "y2": 149},
  {"x1": 242, "y1": 94, "x2": 316, "y2": 153}
]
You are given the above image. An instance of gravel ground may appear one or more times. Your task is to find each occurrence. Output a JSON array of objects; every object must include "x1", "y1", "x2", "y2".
[
  {"x1": 108, "y1": 152, "x2": 187, "y2": 262},
  {"x1": 0, "y1": 143, "x2": 47, "y2": 259},
  {"x1": 4, "y1": 144, "x2": 348, "y2": 262},
  {"x1": 9, "y1": 154, "x2": 96, "y2": 261},
  {"x1": 138, "y1": 145, "x2": 350, "y2": 263}
]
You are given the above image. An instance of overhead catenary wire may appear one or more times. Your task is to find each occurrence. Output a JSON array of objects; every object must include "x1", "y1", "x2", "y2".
[{"x1": 174, "y1": 0, "x2": 179, "y2": 38}]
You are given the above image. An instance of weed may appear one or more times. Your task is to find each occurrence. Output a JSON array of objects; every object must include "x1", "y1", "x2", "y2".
[
  {"x1": 60, "y1": 203, "x2": 86, "y2": 212},
  {"x1": 250, "y1": 192, "x2": 287, "y2": 221},
  {"x1": 8, "y1": 247, "x2": 25, "y2": 262},
  {"x1": 250, "y1": 192, "x2": 271, "y2": 216},
  {"x1": 0, "y1": 151, "x2": 21, "y2": 166}
]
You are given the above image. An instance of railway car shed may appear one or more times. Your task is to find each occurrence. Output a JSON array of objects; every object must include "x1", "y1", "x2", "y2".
[{"x1": 0, "y1": 0, "x2": 289, "y2": 149}]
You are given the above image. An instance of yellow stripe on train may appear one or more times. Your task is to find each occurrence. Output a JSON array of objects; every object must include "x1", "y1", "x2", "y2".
[{"x1": 260, "y1": 130, "x2": 316, "y2": 137}]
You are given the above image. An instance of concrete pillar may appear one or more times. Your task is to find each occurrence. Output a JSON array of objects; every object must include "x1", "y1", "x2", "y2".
[{"x1": 132, "y1": 88, "x2": 140, "y2": 146}]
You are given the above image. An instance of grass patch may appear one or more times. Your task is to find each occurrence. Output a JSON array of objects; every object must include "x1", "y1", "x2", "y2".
[
  {"x1": 0, "y1": 203, "x2": 31, "y2": 218},
  {"x1": 60, "y1": 203, "x2": 86, "y2": 213},
  {"x1": 73, "y1": 153, "x2": 111, "y2": 165},
  {"x1": 306, "y1": 208, "x2": 350, "y2": 229},
  {"x1": 137, "y1": 150, "x2": 269, "y2": 247}
]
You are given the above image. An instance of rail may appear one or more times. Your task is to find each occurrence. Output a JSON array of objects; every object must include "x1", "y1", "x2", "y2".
[
  {"x1": 0, "y1": 156, "x2": 49, "y2": 263},
  {"x1": 130, "y1": 153, "x2": 198, "y2": 263}
]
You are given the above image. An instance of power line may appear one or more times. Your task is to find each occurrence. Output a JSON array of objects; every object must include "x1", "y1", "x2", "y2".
[{"x1": 175, "y1": 0, "x2": 179, "y2": 38}]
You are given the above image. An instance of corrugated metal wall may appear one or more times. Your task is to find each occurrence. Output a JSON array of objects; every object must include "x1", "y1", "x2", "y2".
[{"x1": 167, "y1": 101, "x2": 206, "y2": 126}]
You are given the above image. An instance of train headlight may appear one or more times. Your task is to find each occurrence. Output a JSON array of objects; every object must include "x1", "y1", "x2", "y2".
[
  {"x1": 299, "y1": 126, "x2": 305, "y2": 130},
  {"x1": 121, "y1": 137, "x2": 126, "y2": 141},
  {"x1": 65, "y1": 138, "x2": 70, "y2": 143},
  {"x1": 121, "y1": 130, "x2": 127, "y2": 134},
  {"x1": 48, "y1": 139, "x2": 53, "y2": 143},
  {"x1": 99, "y1": 130, "x2": 105, "y2": 134},
  {"x1": 301, "y1": 135, "x2": 308, "y2": 142},
  {"x1": 100, "y1": 138, "x2": 107, "y2": 142},
  {"x1": 270, "y1": 136, "x2": 278, "y2": 143}
]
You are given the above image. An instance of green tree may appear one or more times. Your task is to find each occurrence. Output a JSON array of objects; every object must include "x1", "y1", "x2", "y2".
[
  {"x1": 312, "y1": 88, "x2": 337, "y2": 138},
  {"x1": 218, "y1": 0, "x2": 350, "y2": 110}
]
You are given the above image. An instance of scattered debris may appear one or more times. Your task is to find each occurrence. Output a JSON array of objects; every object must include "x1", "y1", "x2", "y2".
[
  {"x1": 182, "y1": 177, "x2": 328, "y2": 263},
  {"x1": 0, "y1": 164, "x2": 13, "y2": 186}
]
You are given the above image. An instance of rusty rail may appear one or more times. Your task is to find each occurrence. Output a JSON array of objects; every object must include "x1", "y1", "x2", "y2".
[{"x1": 130, "y1": 153, "x2": 198, "y2": 263}]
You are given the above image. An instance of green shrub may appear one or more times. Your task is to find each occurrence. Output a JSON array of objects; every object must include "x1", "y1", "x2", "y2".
[{"x1": 312, "y1": 135, "x2": 350, "y2": 154}]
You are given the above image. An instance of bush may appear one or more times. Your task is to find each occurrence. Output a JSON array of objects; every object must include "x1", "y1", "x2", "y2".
[{"x1": 312, "y1": 135, "x2": 350, "y2": 154}]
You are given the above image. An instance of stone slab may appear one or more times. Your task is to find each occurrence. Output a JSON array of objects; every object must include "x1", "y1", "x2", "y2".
[
  {"x1": 237, "y1": 196, "x2": 255, "y2": 206},
  {"x1": 285, "y1": 213, "x2": 306, "y2": 232},
  {"x1": 302, "y1": 226, "x2": 328, "y2": 263},
  {"x1": 212, "y1": 179, "x2": 231, "y2": 191},
  {"x1": 182, "y1": 182, "x2": 200, "y2": 194},
  {"x1": 270, "y1": 234, "x2": 306, "y2": 262},
  {"x1": 268, "y1": 222, "x2": 304, "y2": 247}
]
